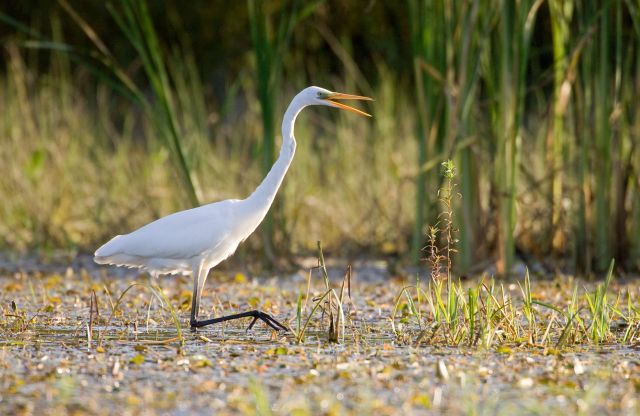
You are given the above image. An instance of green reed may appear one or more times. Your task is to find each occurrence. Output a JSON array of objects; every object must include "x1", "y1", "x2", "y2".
[
  {"x1": 1, "y1": 1, "x2": 639, "y2": 271},
  {"x1": 100, "y1": 0, "x2": 202, "y2": 206},
  {"x1": 248, "y1": 0, "x2": 323, "y2": 261}
]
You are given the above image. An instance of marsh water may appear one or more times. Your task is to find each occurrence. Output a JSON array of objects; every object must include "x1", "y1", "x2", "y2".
[{"x1": 1, "y1": 261, "x2": 639, "y2": 415}]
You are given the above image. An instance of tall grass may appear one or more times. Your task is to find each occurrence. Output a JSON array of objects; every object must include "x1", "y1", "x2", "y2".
[
  {"x1": 484, "y1": 0, "x2": 542, "y2": 275},
  {"x1": 1, "y1": 1, "x2": 639, "y2": 272},
  {"x1": 573, "y1": 1, "x2": 596, "y2": 274},
  {"x1": 248, "y1": 0, "x2": 322, "y2": 261},
  {"x1": 547, "y1": 0, "x2": 571, "y2": 253},
  {"x1": 0, "y1": 35, "x2": 414, "y2": 254},
  {"x1": 62, "y1": 0, "x2": 201, "y2": 207},
  {"x1": 408, "y1": 0, "x2": 488, "y2": 269},
  {"x1": 593, "y1": 0, "x2": 613, "y2": 272},
  {"x1": 407, "y1": 0, "x2": 639, "y2": 274},
  {"x1": 0, "y1": 41, "x2": 171, "y2": 250},
  {"x1": 627, "y1": 1, "x2": 640, "y2": 270}
]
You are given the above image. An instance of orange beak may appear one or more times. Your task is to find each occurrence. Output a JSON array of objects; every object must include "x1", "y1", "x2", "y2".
[{"x1": 324, "y1": 92, "x2": 373, "y2": 117}]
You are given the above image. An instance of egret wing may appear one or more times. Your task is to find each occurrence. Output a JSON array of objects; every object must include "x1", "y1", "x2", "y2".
[{"x1": 95, "y1": 200, "x2": 240, "y2": 260}]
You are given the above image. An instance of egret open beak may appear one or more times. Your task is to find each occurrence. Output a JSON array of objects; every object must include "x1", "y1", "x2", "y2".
[{"x1": 325, "y1": 92, "x2": 373, "y2": 117}]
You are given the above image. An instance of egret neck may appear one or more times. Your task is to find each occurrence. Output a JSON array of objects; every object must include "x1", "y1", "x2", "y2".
[{"x1": 245, "y1": 93, "x2": 303, "y2": 212}]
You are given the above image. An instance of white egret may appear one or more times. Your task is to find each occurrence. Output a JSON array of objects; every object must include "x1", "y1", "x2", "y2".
[{"x1": 94, "y1": 86, "x2": 372, "y2": 331}]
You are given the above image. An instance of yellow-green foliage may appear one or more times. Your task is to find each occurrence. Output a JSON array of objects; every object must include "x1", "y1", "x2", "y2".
[
  {"x1": 0, "y1": 46, "x2": 416, "y2": 254},
  {"x1": 1, "y1": 0, "x2": 639, "y2": 273}
]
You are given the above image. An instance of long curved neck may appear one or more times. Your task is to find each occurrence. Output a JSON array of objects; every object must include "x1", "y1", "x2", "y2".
[{"x1": 246, "y1": 95, "x2": 305, "y2": 209}]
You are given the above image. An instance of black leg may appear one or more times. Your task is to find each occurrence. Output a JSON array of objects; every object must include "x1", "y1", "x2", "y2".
[
  {"x1": 189, "y1": 273, "x2": 201, "y2": 331},
  {"x1": 190, "y1": 310, "x2": 288, "y2": 332}
]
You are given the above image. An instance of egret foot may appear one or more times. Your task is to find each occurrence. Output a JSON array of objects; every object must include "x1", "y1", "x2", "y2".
[
  {"x1": 245, "y1": 311, "x2": 288, "y2": 331},
  {"x1": 190, "y1": 310, "x2": 288, "y2": 332}
]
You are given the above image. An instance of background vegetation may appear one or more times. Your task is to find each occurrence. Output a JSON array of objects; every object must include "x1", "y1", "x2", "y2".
[{"x1": 1, "y1": 0, "x2": 638, "y2": 275}]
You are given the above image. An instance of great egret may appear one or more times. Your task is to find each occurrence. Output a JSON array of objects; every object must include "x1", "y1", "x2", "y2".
[{"x1": 94, "y1": 86, "x2": 372, "y2": 331}]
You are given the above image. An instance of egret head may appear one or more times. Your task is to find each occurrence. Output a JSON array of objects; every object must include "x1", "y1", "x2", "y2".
[{"x1": 302, "y1": 86, "x2": 372, "y2": 117}]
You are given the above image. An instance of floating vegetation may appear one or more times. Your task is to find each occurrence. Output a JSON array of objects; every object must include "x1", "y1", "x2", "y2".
[{"x1": 1, "y1": 260, "x2": 639, "y2": 414}]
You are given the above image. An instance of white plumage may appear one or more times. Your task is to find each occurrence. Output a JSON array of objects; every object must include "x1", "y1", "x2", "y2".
[
  {"x1": 94, "y1": 86, "x2": 372, "y2": 330},
  {"x1": 95, "y1": 199, "x2": 242, "y2": 274}
]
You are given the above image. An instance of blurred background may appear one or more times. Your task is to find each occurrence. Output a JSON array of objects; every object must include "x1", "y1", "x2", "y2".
[{"x1": 1, "y1": 0, "x2": 638, "y2": 275}]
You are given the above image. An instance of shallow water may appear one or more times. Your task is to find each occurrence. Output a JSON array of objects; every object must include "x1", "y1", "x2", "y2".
[{"x1": 1, "y1": 268, "x2": 639, "y2": 415}]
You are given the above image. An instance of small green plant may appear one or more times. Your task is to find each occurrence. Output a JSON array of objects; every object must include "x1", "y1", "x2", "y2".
[
  {"x1": 518, "y1": 268, "x2": 536, "y2": 343},
  {"x1": 432, "y1": 161, "x2": 461, "y2": 333},
  {"x1": 466, "y1": 286, "x2": 478, "y2": 346},
  {"x1": 391, "y1": 283, "x2": 425, "y2": 336},
  {"x1": 556, "y1": 286, "x2": 584, "y2": 347},
  {"x1": 439, "y1": 160, "x2": 459, "y2": 280},
  {"x1": 611, "y1": 291, "x2": 640, "y2": 344},
  {"x1": 96, "y1": 281, "x2": 184, "y2": 348},
  {"x1": 395, "y1": 160, "x2": 462, "y2": 342},
  {"x1": 292, "y1": 241, "x2": 347, "y2": 344},
  {"x1": 393, "y1": 168, "x2": 634, "y2": 349},
  {"x1": 584, "y1": 259, "x2": 615, "y2": 344}
]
